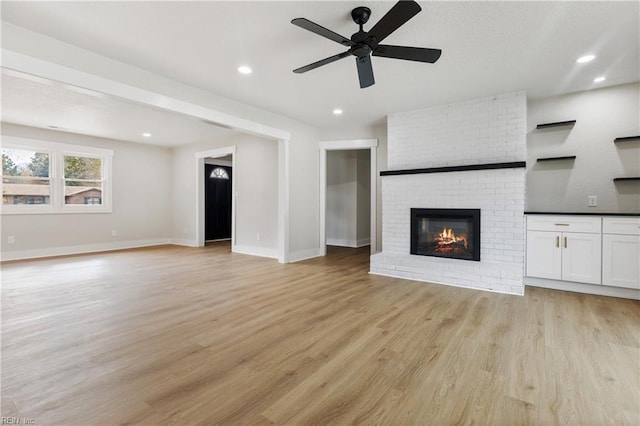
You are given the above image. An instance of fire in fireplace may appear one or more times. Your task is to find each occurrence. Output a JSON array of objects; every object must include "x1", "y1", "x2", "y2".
[{"x1": 410, "y1": 208, "x2": 480, "y2": 261}]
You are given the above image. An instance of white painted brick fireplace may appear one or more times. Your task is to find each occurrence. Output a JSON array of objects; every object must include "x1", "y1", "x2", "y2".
[{"x1": 370, "y1": 91, "x2": 527, "y2": 295}]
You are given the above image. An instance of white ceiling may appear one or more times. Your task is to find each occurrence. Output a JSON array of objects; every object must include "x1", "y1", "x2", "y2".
[
  {"x1": 1, "y1": 1, "x2": 639, "y2": 144},
  {"x1": 1, "y1": 73, "x2": 235, "y2": 146}
]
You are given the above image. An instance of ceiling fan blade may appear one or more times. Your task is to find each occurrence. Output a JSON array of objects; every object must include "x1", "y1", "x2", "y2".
[
  {"x1": 356, "y1": 55, "x2": 375, "y2": 88},
  {"x1": 293, "y1": 51, "x2": 351, "y2": 74},
  {"x1": 291, "y1": 18, "x2": 355, "y2": 47},
  {"x1": 373, "y1": 45, "x2": 442, "y2": 63},
  {"x1": 368, "y1": 0, "x2": 421, "y2": 43}
]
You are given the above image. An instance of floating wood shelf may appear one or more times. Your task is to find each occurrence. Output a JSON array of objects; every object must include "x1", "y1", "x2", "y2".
[
  {"x1": 613, "y1": 177, "x2": 640, "y2": 182},
  {"x1": 380, "y1": 161, "x2": 526, "y2": 177},
  {"x1": 536, "y1": 120, "x2": 576, "y2": 129},
  {"x1": 614, "y1": 136, "x2": 640, "y2": 143},
  {"x1": 537, "y1": 156, "x2": 576, "y2": 162}
]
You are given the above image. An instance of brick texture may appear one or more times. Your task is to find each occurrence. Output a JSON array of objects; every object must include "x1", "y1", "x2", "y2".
[{"x1": 371, "y1": 91, "x2": 527, "y2": 295}]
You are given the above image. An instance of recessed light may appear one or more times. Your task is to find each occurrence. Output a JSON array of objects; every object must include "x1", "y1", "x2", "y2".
[
  {"x1": 142, "y1": 132, "x2": 152, "y2": 137},
  {"x1": 576, "y1": 55, "x2": 596, "y2": 64},
  {"x1": 593, "y1": 76, "x2": 606, "y2": 83},
  {"x1": 333, "y1": 109, "x2": 343, "y2": 115},
  {"x1": 237, "y1": 66, "x2": 252, "y2": 75}
]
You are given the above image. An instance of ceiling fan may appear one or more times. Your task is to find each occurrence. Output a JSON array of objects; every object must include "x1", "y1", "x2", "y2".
[{"x1": 291, "y1": 0, "x2": 441, "y2": 89}]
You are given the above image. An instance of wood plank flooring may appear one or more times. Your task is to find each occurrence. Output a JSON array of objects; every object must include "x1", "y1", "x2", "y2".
[{"x1": 2, "y1": 243, "x2": 639, "y2": 425}]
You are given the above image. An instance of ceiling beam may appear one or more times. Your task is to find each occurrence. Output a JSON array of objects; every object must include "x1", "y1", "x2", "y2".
[{"x1": 1, "y1": 49, "x2": 291, "y2": 142}]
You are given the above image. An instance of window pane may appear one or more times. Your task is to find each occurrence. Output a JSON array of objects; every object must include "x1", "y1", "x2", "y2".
[
  {"x1": 64, "y1": 155, "x2": 102, "y2": 180},
  {"x1": 2, "y1": 177, "x2": 50, "y2": 205},
  {"x1": 2, "y1": 149, "x2": 50, "y2": 177},
  {"x1": 84, "y1": 197, "x2": 101, "y2": 205},
  {"x1": 65, "y1": 180, "x2": 102, "y2": 205},
  {"x1": 210, "y1": 167, "x2": 229, "y2": 179}
]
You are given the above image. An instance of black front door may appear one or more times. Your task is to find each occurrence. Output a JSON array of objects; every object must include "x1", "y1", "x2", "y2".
[{"x1": 205, "y1": 164, "x2": 232, "y2": 241}]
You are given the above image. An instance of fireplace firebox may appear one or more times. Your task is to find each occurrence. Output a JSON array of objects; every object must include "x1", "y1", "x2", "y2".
[{"x1": 410, "y1": 208, "x2": 480, "y2": 261}]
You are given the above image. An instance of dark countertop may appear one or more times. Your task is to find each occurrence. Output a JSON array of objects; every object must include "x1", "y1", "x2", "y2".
[{"x1": 525, "y1": 212, "x2": 639, "y2": 217}]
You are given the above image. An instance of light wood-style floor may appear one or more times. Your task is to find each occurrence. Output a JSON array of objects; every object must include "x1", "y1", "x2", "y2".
[{"x1": 2, "y1": 243, "x2": 639, "y2": 425}]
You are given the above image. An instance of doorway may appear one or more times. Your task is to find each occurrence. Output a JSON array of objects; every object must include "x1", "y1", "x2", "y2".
[
  {"x1": 319, "y1": 139, "x2": 378, "y2": 257},
  {"x1": 205, "y1": 162, "x2": 232, "y2": 241},
  {"x1": 325, "y1": 149, "x2": 371, "y2": 248},
  {"x1": 196, "y1": 146, "x2": 236, "y2": 250},
  {"x1": 195, "y1": 141, "x2": 288, "y2": 263}
]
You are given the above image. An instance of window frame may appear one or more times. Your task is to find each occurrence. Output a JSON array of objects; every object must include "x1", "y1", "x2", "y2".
[
  {"x1": 2, "y1": 147, "x2": 53, "y2": 209},
  {"x1": 1, "y1": 136, "x2": 113, "y2": 215}
]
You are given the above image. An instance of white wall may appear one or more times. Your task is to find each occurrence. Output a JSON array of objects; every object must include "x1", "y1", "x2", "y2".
[
  {"x1": 527, "y1": 82, "x2": 640, "y2": 213},
  {"x1": 2, "y1": 23, "x2": 322, "y2": 260},
  {"x1": 371, "y1": 91, "x2": 527, "y2": 295},
  {"x1": 171, "y1": 132, "x2": 279, "y2": 257},
  {"x1": 356, "y1": 149, "x2": 371, "y2": 242},
  {"x1": 287, "y1": 124, "x2": 320, "y2": 258},
  {"x1": 1, "y1": 123, "x2": 173, "y2": 260}
]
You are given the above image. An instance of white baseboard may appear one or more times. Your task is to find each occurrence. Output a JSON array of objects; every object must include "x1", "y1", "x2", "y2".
[
  {"x1": 525, "y1": 277, "x2": 640, "y2": 300},
  {"x1": 169, "y1": 238, "x2": 198, "y2": 247},
  {"x1": 232, "y1": 244, "x2": 278, "y2": 259},
  {"x1": 288, "y1": 248, "x2": 322, "y2": 263},
  {"x1": 1, "y1": 238, "x2": 171, "y2": 262},
  {"x1": 357, "y1": 238, "x2": 371, "y2": 247},
  {"x1": 326, "y1": 237, "x2": 371, "y2": 248}
]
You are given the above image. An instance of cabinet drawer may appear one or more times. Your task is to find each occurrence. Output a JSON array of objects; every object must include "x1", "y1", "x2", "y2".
[
  {"x1": 603, "y1": 217, "x2": 640, "y2": 236},
  {"x1": 527, "y1": 215, "x2": 601, "y2": 233}
]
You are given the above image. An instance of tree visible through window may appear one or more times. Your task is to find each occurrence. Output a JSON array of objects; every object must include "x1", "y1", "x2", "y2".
[
  {"x1": 1, "y1": 149, "x2": 51, "y2": 205},
  {"x1": 64, "y1": 155, "x2": 103, "y2": 205},
  {"x1": 1, "y1": 137, "x2": 113, "y2": 214}
]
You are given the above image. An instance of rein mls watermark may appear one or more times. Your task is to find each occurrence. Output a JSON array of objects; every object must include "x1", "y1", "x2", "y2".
[{"x1": 1, "y1": 418, "x2": 35, "y2": 425}]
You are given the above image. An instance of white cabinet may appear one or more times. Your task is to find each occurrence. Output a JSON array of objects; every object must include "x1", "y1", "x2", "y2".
[
  {"x1": 602, "y1": 218, "x2": 640, "y2": 289},
  {"x1": 526, "y1": 216, "x2": 602, "y2": 285},
  {"x1": 561, "y1": 232, "x2": 602, "y2": 284},
  {"x1": 526, "y1": 231, "x2": 561, "y2": 279}
]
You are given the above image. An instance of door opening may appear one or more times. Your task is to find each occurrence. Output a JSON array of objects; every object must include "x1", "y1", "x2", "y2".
[
  {"x1": 196, "y1": 148, "x2": 236, "y2": 251},
  {"x1": 319, "y1": 139, "x2": 378, "y2": 257},
  {"x1": 205, "y1": 162, "x2": 232, "y2": 242},
  {"x1": 325, "y1": 149, "x2": 371, "y2": 249}
]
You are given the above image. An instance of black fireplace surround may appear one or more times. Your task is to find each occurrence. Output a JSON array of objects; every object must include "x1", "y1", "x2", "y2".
[{"x1": 410, "y1": 208, "x2": 481, "y2": 261}]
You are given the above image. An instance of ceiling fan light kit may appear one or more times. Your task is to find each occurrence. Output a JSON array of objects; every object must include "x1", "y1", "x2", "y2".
[{"x1": 291, "y1": 0, "x2": 441, "y2": 88}]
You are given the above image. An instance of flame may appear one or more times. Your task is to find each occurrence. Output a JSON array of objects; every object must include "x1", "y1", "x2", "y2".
[{"x1": 438, "y1": 227, "x2": 468, "y2": 249}]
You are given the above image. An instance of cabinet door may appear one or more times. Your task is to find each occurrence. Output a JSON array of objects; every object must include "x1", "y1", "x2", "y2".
[
  {"x1": 526, "y1": 231, "x2": 562, "y2": 280},
  {"x1": 602, "y1": 234, "x2": 640, "y2": 289},
  {"x1": 562, "y1": 232, "x2": 602, "y2": 285}
]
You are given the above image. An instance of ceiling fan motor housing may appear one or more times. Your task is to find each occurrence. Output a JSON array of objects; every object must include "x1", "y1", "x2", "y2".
[
  {"x1": 350, "y1": 34, "x2": 374, "y2": 57},
  {"x1": 291, "y1": 0, "x2": 441, "y2": 88},
  {"x1": 350, "y1": 7, "x2": 378, "y2": 58}
]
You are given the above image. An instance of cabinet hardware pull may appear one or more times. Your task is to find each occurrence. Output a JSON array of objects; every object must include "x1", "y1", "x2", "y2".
[
  {"x1": 564, "y1": 236, "x2": 568, "y2": 248},
  {"x1": 555, "y1": 223, "x2": 570, "y2": 226},
  {"x1": 556, "y1": 236, "x2": 559, "y2": 247}
]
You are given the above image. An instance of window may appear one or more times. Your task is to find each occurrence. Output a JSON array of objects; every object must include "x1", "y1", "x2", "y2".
[
  {"x1": 64, "y1": 155, "x2": 103, "y2": 205},
  {"x1": 1, "y1": 136, "x2": 113, "y2": 214},
  {"x1": 23, "y1": 196, "x2": 48, "y2": 204},
  {"x1": 210, "y1": 167, "x2": 229, "y2": 179},
  {"x1": 84, "y1": 197, "x2": 102, "y2": 205},
  {"x1": 2, "y1": 148, "x2": 51, "y2": 206}
]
